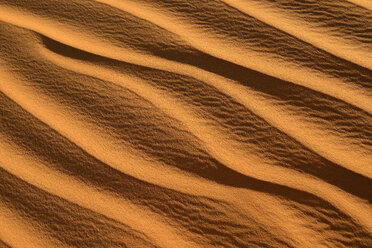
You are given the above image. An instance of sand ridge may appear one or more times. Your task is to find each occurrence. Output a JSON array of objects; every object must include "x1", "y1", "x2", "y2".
[{"x1": 0, "y1": 0, "x2": 371, "y2": 247}]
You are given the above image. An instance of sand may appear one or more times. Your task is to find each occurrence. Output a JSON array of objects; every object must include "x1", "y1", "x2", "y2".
[{"x1": 0, "y1": 0, "x2": 371, "y2": 247}]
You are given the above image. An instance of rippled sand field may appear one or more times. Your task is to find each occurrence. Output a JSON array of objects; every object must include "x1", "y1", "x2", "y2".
[{"x1": 0, "y1": 0, "x2": 371, "y2": 247}]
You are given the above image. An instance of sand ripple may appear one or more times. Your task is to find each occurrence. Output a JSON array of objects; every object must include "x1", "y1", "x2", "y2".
[{"x1": 0, "y1": 0, "x2": 371, "y2": 247}]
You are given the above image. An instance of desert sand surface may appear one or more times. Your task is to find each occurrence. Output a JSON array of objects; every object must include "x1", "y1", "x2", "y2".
[{"x1": 0, "y1": 0, "x2": 371, "y2": 247}]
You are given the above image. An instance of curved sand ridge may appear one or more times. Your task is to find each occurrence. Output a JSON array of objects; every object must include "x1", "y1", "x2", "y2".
[{"x1": 0, "y1": 0, "x2": 371, "y2": 247}]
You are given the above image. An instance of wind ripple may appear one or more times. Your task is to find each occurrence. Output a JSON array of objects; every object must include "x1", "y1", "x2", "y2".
[{"x1": 0, "y1": 0, "x2": 371, "y2": 247}]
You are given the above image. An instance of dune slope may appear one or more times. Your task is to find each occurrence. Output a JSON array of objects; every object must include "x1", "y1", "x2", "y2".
[{"x1": 0, "y1": 0, "x2": 371, "y2": 247}]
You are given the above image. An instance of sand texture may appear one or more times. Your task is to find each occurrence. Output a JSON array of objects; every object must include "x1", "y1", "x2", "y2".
[{"x1": 0, "y1": 0, "x2": 371, "y2": 247}]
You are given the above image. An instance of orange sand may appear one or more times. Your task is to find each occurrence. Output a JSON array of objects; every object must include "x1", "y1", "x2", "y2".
[{"x1": 0, "y1": 0, "x2": 371, "y2": 247}]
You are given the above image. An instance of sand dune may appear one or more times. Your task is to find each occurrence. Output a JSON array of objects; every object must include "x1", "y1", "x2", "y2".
[{"x1": 0, "y1": 0, "x2": 371, "y2": 247}]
